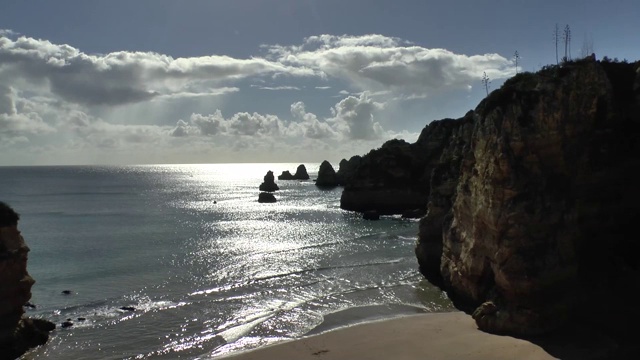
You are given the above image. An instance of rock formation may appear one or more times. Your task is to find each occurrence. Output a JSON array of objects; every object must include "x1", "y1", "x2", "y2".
[
  {"x1": 413, "y1": 58, "x2": 640, "y2": 353},
  {"x1": 345, "y1": 58, "x2": 640, "y2": 354},
  {"x1": 293, "y1": 165, "x2": 310, "y2": 180},
  {"x1": 258, "y1": 192, "x2": 277, "y2": 203},
  {"x1": 258, "y1": 171, "x2": 279, "y2": 192},
  {"x1": 336, "y1": 156, "x2": 362, "y2": 185},
  {"x1": 277, "y1": 170, "x2": 295, "y2": 180},
  {"x1": 315, "y1": 161, "x2": 339, "y2": 187},
  {"x1": 340, "y1": 118, "x2": 466, "y2": 214},
  {"x1": 278, "y1": 165, "x2": 310, "y2": 180},
  {"x1": 0, "y1": 202, "x2": 55, "y2": 359}
]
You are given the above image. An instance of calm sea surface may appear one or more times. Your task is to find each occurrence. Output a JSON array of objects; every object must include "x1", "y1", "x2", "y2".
[{"x1": 0, "y1": 164, "x2": 453, "y2": 359}]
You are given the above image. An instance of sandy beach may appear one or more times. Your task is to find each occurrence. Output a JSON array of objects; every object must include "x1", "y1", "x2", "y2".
[{"x1": 220, "y1": 312, "x2": 557, "y2": 360}]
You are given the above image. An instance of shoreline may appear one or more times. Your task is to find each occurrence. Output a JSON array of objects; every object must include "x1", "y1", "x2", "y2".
[{"x1": 218, "y1": 312, "x2": 557, "y2": 360}]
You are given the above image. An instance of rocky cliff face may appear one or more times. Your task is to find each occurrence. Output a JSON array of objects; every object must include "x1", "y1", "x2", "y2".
[
  {"x1": 1, "y1": 204, "x2": 55, "y2": 359},
  {"x1": 413, "y1": 58, "x2": 640, "y2": 344},
  {"x1": 340, "y1": 119, "x2": 468, "y2": 214}
]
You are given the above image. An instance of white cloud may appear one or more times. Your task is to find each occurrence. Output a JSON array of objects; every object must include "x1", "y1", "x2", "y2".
[
  {"x1": 267, "y1": 34, "x2": 512, "y2": 97},
  {"x1": 0, "y1": 35, "x2": 314, "y2": 107},
  {"x1": 328, "y1": 92, "x2": 385, "y2": 140}
]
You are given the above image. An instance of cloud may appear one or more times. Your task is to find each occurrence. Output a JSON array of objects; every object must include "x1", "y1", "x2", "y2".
[
  {"x1": 0, "y1": 85, "x2": 55, "y2": 137},
  {"x1": 250, "y1": 85, "x2": 301, "y2": 91},
  {"x1": 0, "y1": 35, "x2": 314, "y2": 107},
  {"x1": 266, "y1": 34, "x2": 512, "y2": 97},
  {"x1": 328, "y1": 92, "x2": 384, "y2": 140}
]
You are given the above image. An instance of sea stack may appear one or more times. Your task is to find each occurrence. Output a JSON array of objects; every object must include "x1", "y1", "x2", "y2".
[
  {"x1": 258, "y1": 171, "x2": 279, "y2": 192},
  {"x1": 293, "y1": 165, "x2": 309, "y2": 180},
  {"x1": 315, "y1": 160, "x2": 339, "y2": 187},
  {"x1": 0, "y1": 202, "x2": 55, "y2": 359}
]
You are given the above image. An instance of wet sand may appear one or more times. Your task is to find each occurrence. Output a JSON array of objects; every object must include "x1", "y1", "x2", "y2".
[{"x1": 219, "y1": 312, "x2": 557, "y2": 360}]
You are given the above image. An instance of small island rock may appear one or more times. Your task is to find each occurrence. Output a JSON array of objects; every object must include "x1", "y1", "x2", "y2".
[
  {"x1": 293, "y1": 165, "x2": 310, "y2": 180},
  {"x1": 315, "y1": 160, "x2": 339, "y2": 187},
  {"x1": 258, "y1": 192, "x2": 277, "y2": 203},
  {"x1": 259, "y1": 171, "x2": 279, "y2": 192}
]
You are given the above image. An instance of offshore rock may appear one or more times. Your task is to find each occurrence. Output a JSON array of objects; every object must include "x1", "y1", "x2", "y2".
[
  {"x1": 413, "y1": 58, "x2": 640, "y2": 346},
  {"x1": 258, "y1": 171, "x2": 279, "y2": 192},
  {"x1": 315, "y1": 161, "x2": 339, "y2": 187},
  {"x1": 293, "y1": 164, "x2": 310, "y2": 180},
  {"x1": 277, "y1": 170, "x2": 294, "y2": 180},
  {"x1": 0, "y1": 202, "x2": 55, "y2": 360},
  {"x1": 258, "y1": 192, "x2": 277, "y2": 203}
]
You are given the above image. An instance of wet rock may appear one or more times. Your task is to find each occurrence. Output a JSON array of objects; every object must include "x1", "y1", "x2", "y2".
[
  {"x1": 119, "y1": 306, "x2": 136, "y2": 312},
  {"x1": 61, "y1": 290, "x2": 72, "y2": 295},
  {"x1": 362, "y1": 210, "x2": 380, "y2": 220}
]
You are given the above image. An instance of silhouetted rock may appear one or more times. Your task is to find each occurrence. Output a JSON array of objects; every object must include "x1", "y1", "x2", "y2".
[
  {"x1": 315, "y1": 160, "x2": 339, "y2": 187},
  {"x1": 362, "y1": 210, "x2": 380, "y2": 220},
  {"x1": 119, "y1": 306, "x2": 135, "y2": 312},
  {"x1": 401, "y1": 208, "x2": 426, "y2": 219},
  {"x1": 293, "y1": 165, "x2": 310, "y2": 180},
  {"x1": 407, "y1": 59, "x2": 640, "y2": 355},
  {"x1": 277, "y1": 170, "x2": 295, "y2": 180},
  {"x1": 336, "y1": 156, "x2": 362, "y2": 186},
  {"x1": 61, "y1": 290, "x2": 72, "y2": 295},
  {"x1": 258, "y1": 192, "x2": 277, "y2": 203},
  {"x1": 0, "y1": 202, "x2": 55, "y2": 359},
  {"x1": 61, "y1": 321, "x2": 73, "y2": 328},
  {"x1": 258, "y1": 171, "x2": 279, "y2": 192}
]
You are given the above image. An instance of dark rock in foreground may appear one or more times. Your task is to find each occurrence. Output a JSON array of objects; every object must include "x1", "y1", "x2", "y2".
[
  {"x1": 0, "y1": 202, "x2": 55, "y2": 360},
  {"x1": 315, "y1": 160, "x2": 339, "y2": 187},
  {"x1": 258, "y1": 171, "x2": 279, "y2": 192},
  {"x1": 362, "y1": 210, "x2": 380, "y2": 220},
  {"x1": 408, "y1": 58, "x2": 640, "y2": 354},
  {"x1": 336, "y1": 156, "x2": 362, "y2": 185},
  {"x1": 258, "y1": 192, "x2": 277, "y2": 203}
]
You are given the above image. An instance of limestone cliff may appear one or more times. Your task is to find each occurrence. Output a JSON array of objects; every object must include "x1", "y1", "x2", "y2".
[
  {"x1": 340, "y1": 118, "x2": 470, "y2": 214},
  {"x1": 0, "y1": 203, "x2": 55, "y2": 359},
  {"x1": 413, "y1": 58, "x2": 640, "y2": 346}
]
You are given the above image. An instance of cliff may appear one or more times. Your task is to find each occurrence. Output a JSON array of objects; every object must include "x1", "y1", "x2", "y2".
[
  {"x1": 346, "y1": 57, "x2": 640, "y2": 353},
  {"x1": 0, "y1": 203, "x2": 55, "y2": 359}
]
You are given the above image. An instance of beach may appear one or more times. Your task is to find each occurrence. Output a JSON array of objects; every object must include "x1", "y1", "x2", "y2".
[{"x1": 221, "y1": 312, "x2": 556, "y2": 360}]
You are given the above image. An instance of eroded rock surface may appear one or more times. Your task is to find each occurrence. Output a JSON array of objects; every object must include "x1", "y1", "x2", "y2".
[
  {"x1": 413, "y1": 59, "x2": 640, "y2": 344},
  {"x1": 0, "y1": 202, "x2": 55, "y2": 359}
]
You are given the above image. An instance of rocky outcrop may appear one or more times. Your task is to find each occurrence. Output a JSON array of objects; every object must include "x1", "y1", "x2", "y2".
[
  {"x1": 411, "y1": 58, "x2": 640, "y2": 349},
  {"x1": 1, "y1": 202, "x2": 55, "y2": 359},
  {"x1": 293, "y1": 165, "x2": 309, "y2": 180},
  {"x1": 336, "y1": 156, "x2": 362, "y2": 185},
  {"x1": 258, "y1": 171, "x2": 279, "y2": 192},
  {"x1": 258, "y1": 192, "x2": 277, "y2": 203},
  {"x1": 277, "y1": 171, "x2": 294, "y2": 180},
  {"x1": 315, "y1": 161, "x2": 339, "y2": 187},
  {"x1": 278, "y1": 165, "x2": 309, "y2": 180},
  {"x1": 340, "y1": 117, "x2": 470, "y2": 215}
]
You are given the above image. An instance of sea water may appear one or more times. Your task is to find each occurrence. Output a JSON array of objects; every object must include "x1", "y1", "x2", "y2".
[{"x1": 0, "y1": 164, "x2": 453, "y2": 359}]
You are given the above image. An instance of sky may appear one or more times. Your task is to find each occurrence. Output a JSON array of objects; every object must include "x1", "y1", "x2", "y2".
[{"x1": 1, "y1": 0, "x2": 638, "y2": 166}]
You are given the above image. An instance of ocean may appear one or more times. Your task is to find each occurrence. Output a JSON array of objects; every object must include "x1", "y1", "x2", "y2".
[{"x1": 0, "y1": 163, "x2": 453, "y2": 359}]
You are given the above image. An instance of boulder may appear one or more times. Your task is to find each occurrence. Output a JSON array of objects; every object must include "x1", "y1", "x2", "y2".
[
  {"x1": 258, "y1": 171, "x2": 279, "y2": 192},
  {"x1": 315, "y1": 160, "x2": 339, "y2": 187},
  {"x1": 0, "y1": 202, "x2": 55, "y2": 359},
  {"x1": 258, "y1": 192, "x2": 277, "y2": 203}
]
